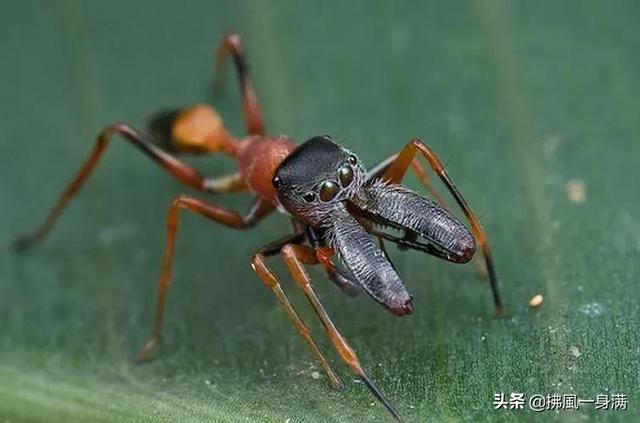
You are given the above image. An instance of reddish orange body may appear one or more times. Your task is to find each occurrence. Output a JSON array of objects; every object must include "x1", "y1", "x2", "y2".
[
  {"x1": 172, "y1": 103, "x2": 296, "y2": 204},
  {"x1": 235, "y1": 135, "x2": 296, "y2": 203}
]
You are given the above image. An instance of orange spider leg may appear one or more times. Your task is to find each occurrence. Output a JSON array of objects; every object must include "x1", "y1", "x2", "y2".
[
  {"x1": 382, "y1": 138, "x2": 503, "y2": 315},
  {"x1": 214, "y1": 33, "x2": 264, "y2": 135},
  {"x1": 409, "y1": 158, "x2": 489, "y2": 277},
  {"x1": 281, "y1": 244, "x2": 403, "y2": 422},
  {"x1": 13, "y1": 123, "x2": 242, "y2": 252},
  {"x1": 251, "y1": 252, "x2": 343, "y2": 390},
  {"x1": 315, "y1": 246, "x2": 345, "y2": 285},
  {"x1": 138, "y1": 195, "x2": 274, "y2": 360}
]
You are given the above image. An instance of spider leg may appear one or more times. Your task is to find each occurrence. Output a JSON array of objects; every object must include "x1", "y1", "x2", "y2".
[
  {"x1": 368, "y1": 153, "x2": 446, "y2": 206},
  {"x1": 137, "y1": 195, "x2": 274, "y2": 360},
  {"x1": 281, "y1": 244, "x2": 403, "y2": 422},
  {"x1": 214, "y1": 33, "x2": 264, "y2": 135},
  {"x1": 315, "y1": 246, "x2": 361, "y2": 297},
  {"x1": 410, "y1": 160, "x2": 489, "y2": 277},
  {"x1": 381, "y1": 138, "x2": 503, "y2": 315},
  {"x1": 304, "y1": 226, "x2": 360, "y2": 296},
  {"x1": 13, "y1": 123, "x2": 244, "y2": 252},
  {"x1": 369, "y1": 152, "x2": 488, "y2": 276},
  {"x1": 251, "y1": 250, "x2": 343, "y2": 391}
]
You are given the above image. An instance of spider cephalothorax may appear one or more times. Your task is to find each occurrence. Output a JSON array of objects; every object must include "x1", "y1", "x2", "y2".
[{"x1": 272, "y1": 135, "x2": 367, "y2": 226}]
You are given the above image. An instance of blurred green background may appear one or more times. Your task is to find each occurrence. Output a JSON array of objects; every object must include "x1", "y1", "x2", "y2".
[{"x1": 1, "y1": 1, "x2": 638, "y2": 421}]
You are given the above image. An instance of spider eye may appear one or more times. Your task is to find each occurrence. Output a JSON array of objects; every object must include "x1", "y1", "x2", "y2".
[
  {"x1": 319, "y1": 181, "x2": 339, "y2": 202},
  {"x1": 347, "y1": 154, "x2": 358, "y2": 166},
  {"x1": 338, "y1": 165, "x2": 354, "y2": 187},
  {"x1": 303, "y1": 192, "x2": 316, "y2": 203},
  {"x1": 272, "y1": 176, "x2": 282, "y2": 189}
]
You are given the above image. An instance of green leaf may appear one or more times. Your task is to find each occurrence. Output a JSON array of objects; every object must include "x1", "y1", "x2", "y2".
[{"x1": 2, "y1": 0, "x2": 638, "y2": 421}]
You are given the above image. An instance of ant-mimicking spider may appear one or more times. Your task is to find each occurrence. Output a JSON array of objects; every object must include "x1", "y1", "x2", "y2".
[{"x1": 15, "y1": 33, "x2": 503, "y2": 421}]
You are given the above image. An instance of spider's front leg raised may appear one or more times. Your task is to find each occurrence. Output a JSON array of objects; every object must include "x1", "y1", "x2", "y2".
[
  {"x1": 214, "y1": 33, "x2": 264, "y2": 135},
  {"x1": 151, "y1": 32, "x2": 266, "y2": 146}
]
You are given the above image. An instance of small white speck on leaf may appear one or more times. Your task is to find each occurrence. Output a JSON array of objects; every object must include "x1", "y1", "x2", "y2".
[
  {"x1": 529, "y1": 294, "x2": 544, "y2": 308},
  {"x1": 566, "y1": 179, "x2": 586, "y2": 203},
  {"x1": 569, "y1": 345, "x2": 581, "y2": 359},
  {"x1": 311, "y1": 371, "x2": 321, "y2": 380}
]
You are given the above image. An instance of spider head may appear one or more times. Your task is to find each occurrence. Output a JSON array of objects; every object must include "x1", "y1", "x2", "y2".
[
  {"x1": 273, "y1": 135, "x2": 420, "y2": 316},
  {"x1": 272, "y1": 135, "x2": 366, "y2": 226}
]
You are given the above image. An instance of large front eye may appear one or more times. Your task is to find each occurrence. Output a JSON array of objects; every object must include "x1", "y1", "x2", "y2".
[
  {"x1": 319, "y1": 181, "x2": 339, "y2": 202},
  {"x1": 338, "y1": 165, "x2": 354, "y2": 187}
]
